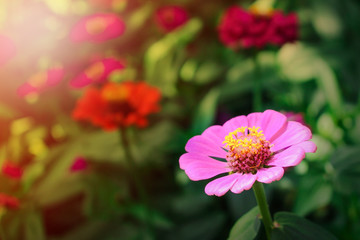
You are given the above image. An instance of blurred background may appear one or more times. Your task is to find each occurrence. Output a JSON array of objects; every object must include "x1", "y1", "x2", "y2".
[{"x1": 0, "y1": 0, "x2": 359, "y2": 239}]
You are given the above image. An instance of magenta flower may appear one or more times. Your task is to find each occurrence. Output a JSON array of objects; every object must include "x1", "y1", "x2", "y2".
[
  {"x1": 155, "y1": 6, "x2": 189, "y2": 32},
  {"x1": 0, "y1": 35, "x2": 16, "y2": 66},
  {"x1": 217, "y1": 6, "x2": 298, "y2": 50},
  {"x1": 179, "y1": 110, "x2": 316, "y2": 196},
  {"x1": 70, "y1": 13, "x2": 125, "y2": 43},
  {"x1": 17, "y1": 67, "x2": 64, "y2": 97},
  {"x1": 70, "y1": 157, "x2": 88, "y2": 172},
  {"x1": 70, "y1": 58, "x2": 125, "y2": 88}
]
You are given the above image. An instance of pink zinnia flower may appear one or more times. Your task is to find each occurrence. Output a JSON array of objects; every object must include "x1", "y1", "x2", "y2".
[
  {"x1": 2, "y1": 162, "x2": 23, "y2": 179},
  {"x1": 283, "y1": 112, "x2": 306, "y2": 126},
  {"x1": 179, "y1": 110, "x2": 316, "y2": 196},
  {"x1": 155, "y1": 6, "x2": 189, "y2": 32},
  {"x1": 70, "y1": 58, "x2": 125, "y2": 88},
  {"x1": 70, "y1": 157, "x2": 88, "y2": 172},
  {"x1": 0, "y1": 35, "x2": 16, "y2": 66},
  {"x1": 17, "y1": 67, "x2": 64, "y2": 97},
  {"x1": 70, "y1": 13, "x2": 125, "y2": 43}
]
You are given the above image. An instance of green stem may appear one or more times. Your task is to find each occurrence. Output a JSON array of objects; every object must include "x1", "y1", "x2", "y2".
[
  {"x1": 0, "y1": 221, "x2": 6, "y2": 240},
  {"x1": 119, "y1": 128, "x2": 153, "y2": 239},
  {"x1": 252, "y1": 54, "x2": 262, "y2": 112},
  {"x1": 253, "y1": 181, "x2": 273, "y2": 240}
]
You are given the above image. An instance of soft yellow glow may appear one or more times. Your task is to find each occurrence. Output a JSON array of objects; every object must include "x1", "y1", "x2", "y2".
[
  {"x1": 11, "y1": 118, "x2": 33, "y2": 136},
  {"x1": 29, "y1": 140, "x2": 48, "y2": 156},
  {"x1": 71, "y1": 0, "x2": 89, "y2": 15},
  {"x1": 43, "y1": 0, "x2": 71, "y2": 15},
  {"x1": 0, "y1": 0, "x2": 6, "y2": 29},
  {"x1": 51, "y1": 124, "x2": 66, "y2": 140},
  {"x1": 249, "y1": 0, "x2": 275, "y2": 16}
]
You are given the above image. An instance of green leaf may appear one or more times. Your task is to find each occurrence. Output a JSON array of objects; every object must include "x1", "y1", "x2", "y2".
[
  {"x1": 172, "y1": 212, "x2": 226, "y2": 240},
  {"x1": 145, "y1": 18, "x2": 202, "y2": 96},
  {"x1": 228, "y1": 206, "x2": 261, "y2": 240},
  {"x1": 272, "y1": 212, "x2": 337, "y2": 240},
  {"x1": 193, "y1": 61, "x2": 223, "y2": 84},
  {"x1": 24, "y1": 211, "x2": 46, "y2": 240},
  {"x1": 191, "y1": 89, "x2": 220, "y2": 135},
  {"x1": 293, "y1": 175, "x2": 332, "y2": 216},
  {"x1": 126, "y1": 204, "x2": 173, "y2": 229},
  {"x1": 330, "y1": 146, "x2": 360, "y2": 195},
  {"x1": 31, "y1": 143, "x2": 80, "y2": 206},
  {"x1": 277, "y1": 44, "x2": 344, "y2": 118}
]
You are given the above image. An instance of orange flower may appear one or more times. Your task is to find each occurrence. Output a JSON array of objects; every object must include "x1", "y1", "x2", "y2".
[{"x1": 72, "y1": 81, "x2": 161, "y2": 130}]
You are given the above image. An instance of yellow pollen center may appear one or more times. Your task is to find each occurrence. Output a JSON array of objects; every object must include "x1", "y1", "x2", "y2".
[
  {"x1": 101, "y1": 84, "x2": 129, "y2": 102},
  {"x1": 85, "y1": 17, "x2": 107, "y2": 35},
  {"x1": 224, "y1": 126, "x2": 273, "y2": 174},
  {"x1": 84, "y1": 62, "x2": 105, "y2": 80},
  {"x1": 28, "y1": 72, "x2": 47, "y2": 87},
  {"x1": 223, "y1": 126, "x2": 266, "y2": 155}
]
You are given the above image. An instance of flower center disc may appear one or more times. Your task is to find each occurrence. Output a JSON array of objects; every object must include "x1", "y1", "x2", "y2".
[{"x1": 223, "y1": 126, "x2": 272, "y2": 174}]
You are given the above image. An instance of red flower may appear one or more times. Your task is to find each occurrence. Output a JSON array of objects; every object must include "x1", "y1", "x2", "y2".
[
  {"x1": 17, "y1": 67, "x2": 64, "y2": 97},
  {"x1": 269, "y1": 11, "x2": 298, "y2": 45},
  {"x1": 0, "y1": 35, "x2": 16, "y2": 66},
  {"x1": 2, "y1": 162, "x2": 23, "y2": 179},
  {"x1": 0, "y1": 193, "x2": 20, "y2": 209},
  {"x1": 155, "y1": 6, "x2": 189, "y2": 32},
  {"x1": 70, "y1": 58, "x2": 125, "y2": 88},
  {"x1": 70, "y1": 13, "x2": 125, "y2": 43},
  {"x1": 218, "y1": 6, "x2": 298, "y2": 50},
  {"x1": 72, "y1": 81, "x2": 161, "y2": 130}
]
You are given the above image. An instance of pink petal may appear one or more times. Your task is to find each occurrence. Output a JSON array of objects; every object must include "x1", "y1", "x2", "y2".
[
  {"x1": 0, "y1": 35, "x2": 16, "y2": 66},
  {"x1": 268, "y1": 146, "x2": 305, "y2": 167},
  {"x1": 201, "y1": 125, "x2": 227, "y2": 147},
  {"x1": 70, "y1": 73, "x2": 92, "y2": 88},
  {"x1": 47, "y1": 68, "x2": 64, "y2": 86},
  {"x1": 205, "y1": 173, "x2": 240, "y2": 196},
  {"x1": 292, "y1": 141, "x2": 317, "y2": 153},
  {"x1": 256, "y1": 167, "x2": 284, "y2": 183},
  {"x1": 223, "y1": 115, "x2": 248, "y2": 133},
  {"x1": 70, "y1": 58, "x2": 125, "y2": 88},
  {"x1": 247, "y1": 112, "x2": 262, "y2": 128},
  {"x1": 185, "y1": 135, "x2": 226, "y2": 158},
  {"x1": 179, "y1": 153, "x2": 229, "y2": 181},
  {"x1": 17, "y1": 83, "x2": 36, "y2": 97},
  {"x1": 271, "y1": 121, "x2": 312, "y2": 152},
  {"x1": 260, "y1": 110, "x2": 287, "y2": 142},
  {"x1": 230, "y1": 173, "x2": 257, "y2": 194}
]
